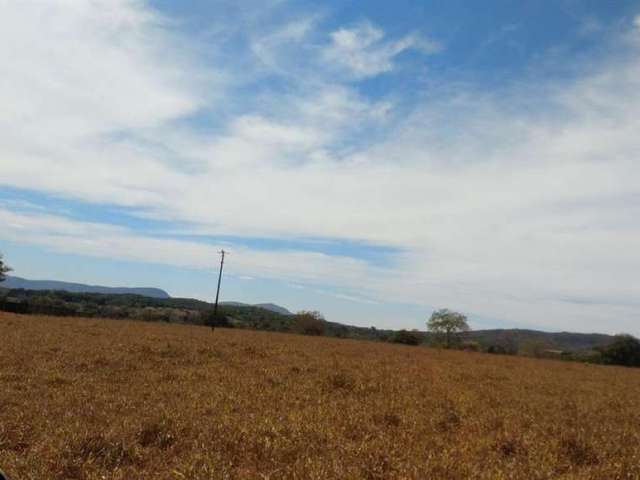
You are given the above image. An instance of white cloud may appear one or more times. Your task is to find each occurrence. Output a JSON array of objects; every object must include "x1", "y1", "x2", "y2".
[
  {"x1": 0, "y1": 1, "x2": 206, "y2": 131},
  {"x1": 0, "y1": 0, "x2": 216, "y2": 205},
  {"x1": 0, "y1": 2, "x2": 639, "y2": 334},
  {"x1": 250, "y1": 16, "x2": 319, "y2": 70},
  {"x1": 0, "y1": 207, "x2": 381, "y2": 293},
  {"x1": 322, "y1": 21, "x2": 440, "y2": 79}
]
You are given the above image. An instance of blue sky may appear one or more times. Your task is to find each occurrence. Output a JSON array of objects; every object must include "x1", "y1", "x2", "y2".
[{"x1": 1, "y1": 0, "x2": 639, "y2": 334}]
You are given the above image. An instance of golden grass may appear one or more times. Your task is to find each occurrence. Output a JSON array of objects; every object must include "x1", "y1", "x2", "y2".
[{"x1": 1, "y1": 312, "x2": 640, "y2": 479}]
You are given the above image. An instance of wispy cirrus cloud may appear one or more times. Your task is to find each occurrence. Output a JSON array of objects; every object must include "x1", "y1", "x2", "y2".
[
  {"x1": 322, "y1": 21, "x2": 441, "y2": 79},
  {"x1": 250, "y1": 16, "x2": 321, "y2": 72},
  {"x1": 0, "y1": 207, "x2": 383, "y2": 294}
]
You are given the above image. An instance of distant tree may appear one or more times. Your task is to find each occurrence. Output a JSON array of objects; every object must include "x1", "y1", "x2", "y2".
[
  {"x1": 520, "y1": 340, "x2": 553, "y2": 358},
  {"x1": 487, "y1": 344, "x2": 510, "y2": 355},
  {"x1": 598, "y1": 334, "x2": 640, "y2": 367},
  {"x1": 0, "y1": 253, "x2": 11, "y2": 283},
  {"x1": 292, "y1": 310, "x2": 325, "y2": 336},
  {"x1": 427, "y1": 308, "x2": 470, "y2": 348},
  {"x1": 391, "y1": 329, "x2": 422, "y2": 346}
]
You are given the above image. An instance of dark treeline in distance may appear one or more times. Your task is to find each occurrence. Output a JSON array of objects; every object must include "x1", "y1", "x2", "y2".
[{"x1": 1, "y1": 287, "x2": 638, "y2": 367}]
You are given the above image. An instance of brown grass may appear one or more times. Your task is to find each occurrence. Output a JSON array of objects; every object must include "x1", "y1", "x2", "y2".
[{"x1": 1, "y1": 312, "x2": 640, "y2": 479}]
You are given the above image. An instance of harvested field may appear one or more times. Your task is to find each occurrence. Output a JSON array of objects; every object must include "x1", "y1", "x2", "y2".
[{"x1": 1, "y1": 312, "x2": 640, "y2": 479}]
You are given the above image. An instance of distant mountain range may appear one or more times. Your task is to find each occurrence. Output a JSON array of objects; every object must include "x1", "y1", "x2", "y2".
[
  {"x1": 3, "y1": 276, "x2": 171, "y2": 299},
  {"x1": 2, "y1": 276, "x2": 294, "y2": 314},
  {"x1": 221, "y1": 301, "x2": 293, "y2": 315}
]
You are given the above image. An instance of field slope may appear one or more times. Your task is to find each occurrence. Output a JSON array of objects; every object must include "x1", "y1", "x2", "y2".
[{"x1": 1, "y1": 313, "x2": 639, "y2": 479}]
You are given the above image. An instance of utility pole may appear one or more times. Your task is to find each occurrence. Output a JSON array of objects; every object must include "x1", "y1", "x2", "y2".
[{"x1": 212, "y1": 249, "x2": 226, "y2": 330}]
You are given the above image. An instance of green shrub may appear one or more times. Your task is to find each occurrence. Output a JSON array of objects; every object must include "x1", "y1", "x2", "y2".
[
  {"x1": 391, "y1": 330, "x2": 422, "y2": 346},
  {"x1": 458, "y1": 341, "x2": 481, "y2": 352},
  {"x1": 487, "y1": 345, "x2": 513, "y2": 355},
  {"x1": 598, "y1": 335, "x2": 640, "y2": 367},
  {"x1": 200, "y1": 310, "x2": 231, "y2": 328}
]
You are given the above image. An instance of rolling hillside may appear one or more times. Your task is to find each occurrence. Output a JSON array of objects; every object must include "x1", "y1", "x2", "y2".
[
  {"x1": 221, "y1": 301, "x2": 293, "y2": 315},
  {"x1": 461, "y1": 329, "x2": 613, "y2": 352}
]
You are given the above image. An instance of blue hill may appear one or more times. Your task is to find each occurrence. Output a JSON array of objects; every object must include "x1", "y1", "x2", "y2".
[{"x1": 3, "y1": 276, "x2": 170, "y2": 299}]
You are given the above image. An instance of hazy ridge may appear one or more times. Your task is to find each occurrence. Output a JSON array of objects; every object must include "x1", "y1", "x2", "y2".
[{"x1": 3, "y1": 276, "x2": 171, "y2": 299}]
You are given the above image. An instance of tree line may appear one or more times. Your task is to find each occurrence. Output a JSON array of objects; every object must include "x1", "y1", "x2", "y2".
[{"x1": 1, "y1": 251, "x2": 639, "y2": 367}]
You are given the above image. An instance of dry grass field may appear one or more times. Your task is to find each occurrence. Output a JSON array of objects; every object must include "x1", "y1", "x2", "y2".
[{"x1": 1, "y1": 313, "x2": 640, "y2": 479}]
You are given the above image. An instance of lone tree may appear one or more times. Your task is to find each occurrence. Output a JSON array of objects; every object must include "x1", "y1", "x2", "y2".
[
  {"x1": 427, "y1": 308, "x2": 470, "y2": 348},
  {"x1": 292, "y1": 310, "x2": 325, "y2": 336},
  {"x1": 0, "y1": 253, "x2": 11, "y2": 283}
]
